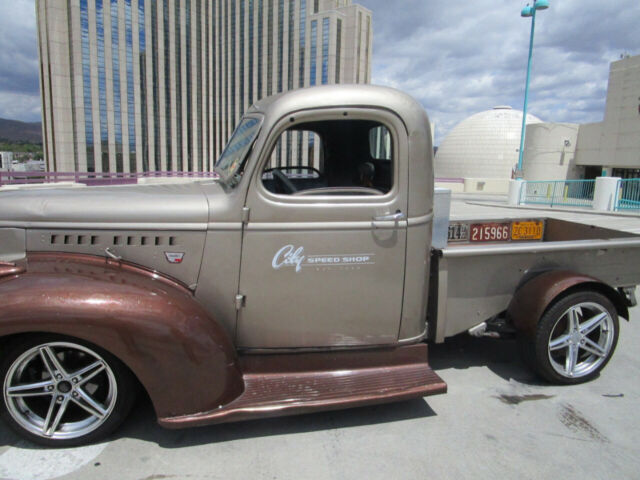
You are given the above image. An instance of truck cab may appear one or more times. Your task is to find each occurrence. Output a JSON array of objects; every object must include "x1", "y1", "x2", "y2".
[{"x1": 204, "y1": 85, "x2": 434, "y2": 349}]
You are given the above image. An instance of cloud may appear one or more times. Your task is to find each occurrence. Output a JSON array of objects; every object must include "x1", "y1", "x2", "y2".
[
  {"x1": 0, "y1": 0, "x2": 40, "y2": 121},
  {"x1": 359, "y1": 0, "x2": 640, "y2": 144},
  {"x1": 0, "y1": 0, "x2": 638, "y2": 143},
  {"x1": 0, "y1": 91, "x2": 41, "y2": 121}
]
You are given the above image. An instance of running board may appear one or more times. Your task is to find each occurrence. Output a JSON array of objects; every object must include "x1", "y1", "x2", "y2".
[{"x1": 159, "y1": 343, "x2": 446, "y2": 429}]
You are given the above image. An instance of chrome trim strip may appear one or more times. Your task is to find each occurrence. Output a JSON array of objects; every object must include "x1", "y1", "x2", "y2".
[
  {"x1": 207, "y1": 222, "x2": 244, "y2": 231},
  {"x1": 442, "y1": 238, "x2": 640, "y2": 258},
  {"x1": 237, "y1": 340, "x2": 422, "y2": 354},
  {"x1": 245, "y1": 220, "x2": 408, "y2": 231},
  {"x1": 407, "y1": 212, "x2": 433, "y2": 227},
  {"x1": 0, "y1": 222, "x2": 208, "y2": 231}
]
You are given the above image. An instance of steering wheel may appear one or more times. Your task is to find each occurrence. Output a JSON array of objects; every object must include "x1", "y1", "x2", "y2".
[{"x1": 271, "y1": 169, "x2": 298, "y2": 194}]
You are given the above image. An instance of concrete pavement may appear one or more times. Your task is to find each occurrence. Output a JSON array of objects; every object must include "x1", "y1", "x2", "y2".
[
  {"x1": 1, "y1": 305, "x2": 638, "y2": 480},
  {"x1": 0, "y1": 195, "x2": 639, "y2": 480},
  {"x1": 449, "y1": 193, "x2": 640, "y2": 233}
]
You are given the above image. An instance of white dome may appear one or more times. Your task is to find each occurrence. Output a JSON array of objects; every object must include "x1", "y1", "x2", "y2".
[{"x1": 435, "y1": 106, "x2": 543, "y2": 179}]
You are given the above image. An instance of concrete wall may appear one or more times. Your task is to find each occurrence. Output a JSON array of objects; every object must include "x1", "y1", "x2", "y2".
[
  {"x1": 574, "y1": 122, "x2": 604, "y2": 167},
  {"x1": 522, "y1": 122, "x2": 581, "y2": 180},
  {"x1": 600, "y1": 55, "x2": 640, "y2": 169},
  {"x1": 573, "y1": 55, "x2": 640, "y2": 172},
  {"x1": 462, "y1": 178, "x2": 510, "y2": 194}
]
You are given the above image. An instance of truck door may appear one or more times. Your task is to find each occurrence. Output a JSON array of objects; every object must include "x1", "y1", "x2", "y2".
[{"x1": 237, "y1": 108, "x2": 409, "y2": 348}]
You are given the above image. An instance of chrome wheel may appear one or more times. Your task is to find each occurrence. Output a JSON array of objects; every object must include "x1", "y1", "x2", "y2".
[
  {"x1": 3, "y1": 342, "x2": 118, "y2": 440},
  {"x1": 547, "y1": 301, "x2": 615, "y2": 379}
]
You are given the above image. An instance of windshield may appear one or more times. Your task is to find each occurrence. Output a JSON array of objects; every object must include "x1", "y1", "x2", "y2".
[{"x1": 214, "y1": 116, "x2": 262, "y2": 186}]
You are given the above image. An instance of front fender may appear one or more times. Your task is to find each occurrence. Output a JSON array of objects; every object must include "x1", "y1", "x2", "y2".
[
  {"x1": 0, "y1": 252, "x2": 243, "y2": 419},
  {"x1": 507, "y1": 270, "x2": 629, "y2": 339}
]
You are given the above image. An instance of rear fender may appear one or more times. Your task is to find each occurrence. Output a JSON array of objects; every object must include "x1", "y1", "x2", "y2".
[
  {"x1": 0, "y1": 252, "x2": 243, "y2": 419},
  {"x1": 507, "y1": 270, "x2": 629, "y2": 339}
]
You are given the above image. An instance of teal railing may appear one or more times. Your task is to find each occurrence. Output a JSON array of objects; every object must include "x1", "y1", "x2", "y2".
[
  {"x1": 520, "y1": 179, "x2": 595, "y2": 208},
  {"x1": 615, "y1": 179, "x2": 640, "y2": 211}
]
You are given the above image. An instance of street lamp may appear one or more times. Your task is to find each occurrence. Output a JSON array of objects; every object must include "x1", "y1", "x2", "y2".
[{"x1": 515, "y1": 0, "x2": 549, "y2": 180}]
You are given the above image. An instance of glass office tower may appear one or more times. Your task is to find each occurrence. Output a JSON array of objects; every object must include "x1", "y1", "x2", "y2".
[{"x1": 37, "y1": 0, "x2": 372, "y2": 173}]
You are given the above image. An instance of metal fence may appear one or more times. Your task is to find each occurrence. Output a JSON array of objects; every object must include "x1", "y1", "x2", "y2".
[
  {"x1": 615, "y1": 178, "x2": 640, "y2": 211},
  {"x1": 0, "y1": 171, "x2": 217, "y2": 187},
  {"x1": 520, "y1": 179, "x2": 595, "y2": 208}
]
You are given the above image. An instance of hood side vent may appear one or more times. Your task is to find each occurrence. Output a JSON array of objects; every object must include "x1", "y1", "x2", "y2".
[{"x1": 49, "y1": 234, "x2": 178, "y2": 247}]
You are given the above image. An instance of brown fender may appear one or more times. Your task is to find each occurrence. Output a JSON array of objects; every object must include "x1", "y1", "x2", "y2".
[
  {"x1": 507, "y1": 270, "x2": 629, "y2": 339},
  {"x1": 0, "y1": 252, "x2": 244, "y2": 419}
]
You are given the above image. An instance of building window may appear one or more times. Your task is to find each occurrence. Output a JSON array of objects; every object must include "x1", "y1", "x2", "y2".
[
  {"x1": 364, "y1": 15, "x2": 370, "y2": 83},
  {"x1": 111, "y1": 0, "x2": 123, "y2": 171},
  {"x1": 309, "y1": 19, "x2": 317, "y2": 86},
  {"x1": 321, "y1": 17, "x2": 329, "y2": 85},
  {"x1": 267, "y1": 0, "x2": 273, "y2": 96},
  {"x1": 80, "y1": 0, "x2": 95, "y2": 172},
  {"x1": 298, "y1": 0, "x2": 306, "y2": 87},
  {"x1": 175, "y1": 0, "x2": 182, "y2": 170},
  {"x1": 335, "y1": 18, "x2": 341, "y2": 83},
  {"x1": 240, "y1": 0, "x2": 245, "y2": 114},
  {"x1": 230, "y1": 0, "x2": 236, "y2": 131},
  {"x1": 163, "y1": 0, "x2": 172, "y2": 169},
  {"x1": 196, "y1": 0, "x2": 203, "y2": 171},
  {"x1": 151, "y1": 0, "x2": 161, "y2": 171},
  {"x1": 287, "y1": 0, "x2": 294, "y2": 90},
  {"x1": 277, "y1": 0, "x2": 284, "y2": 92},
  {"x1": 96, "y1": 0, "x2": 109, "y2": 171},
  {"x1": 356, "y1": 11, "x2": 362, "y2": 83},
  {"x1": 125, "y1": 0, "x2": 136, "y2": 172},
  {"x1": 138, "y1": 0, "x2": 148, "y2": 171},
  {"x1": 248, "y1": 0, "x2": 254, "y2": 105},
  {"x1": 185, "y1": 0, "x2": 192, "y2": 171},
  {"x1": 257, "y1": 0, "x2": 264, "y2": 98}
]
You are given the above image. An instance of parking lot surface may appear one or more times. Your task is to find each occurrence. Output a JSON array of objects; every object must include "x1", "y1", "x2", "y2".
[{"x1": 1, "y1": 198, "x2": 639, "y2": 480}]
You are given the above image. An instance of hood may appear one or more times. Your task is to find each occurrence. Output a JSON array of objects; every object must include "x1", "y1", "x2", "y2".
[{"x1": 0, "y1": 181, "x2": 216, "y2": 229}]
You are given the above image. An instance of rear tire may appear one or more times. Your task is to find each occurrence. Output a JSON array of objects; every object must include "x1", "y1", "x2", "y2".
[
  {"x1": 522, "y1": 291, "x2": 619, "y2": 385},
  {"x1": 0, "y1": 334, "x2": 136, "y2": 447}
]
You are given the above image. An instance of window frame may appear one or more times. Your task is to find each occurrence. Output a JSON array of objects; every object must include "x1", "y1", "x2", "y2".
[{"x1": 252, "y1": 108, "x2": 403, "y2": 205}]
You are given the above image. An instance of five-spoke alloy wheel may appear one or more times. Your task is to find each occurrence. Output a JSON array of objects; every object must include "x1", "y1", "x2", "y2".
[
  {"x1": 524, "y1": 291, "x2": 619, "y2": 384},
  {"x1": 1, "y1": 335, "x2": 135, "y2": 447}
]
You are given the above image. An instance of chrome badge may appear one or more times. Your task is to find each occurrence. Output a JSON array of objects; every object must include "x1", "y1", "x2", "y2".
[{"x1": 165, "y1": 252, "x2": 185, "y2": 264}]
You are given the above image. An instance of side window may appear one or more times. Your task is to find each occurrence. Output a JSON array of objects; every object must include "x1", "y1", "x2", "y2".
[
  {"x1": 262, "y1": 119, "x2": 393, "y2": 196},
  {"x1": 369, "y1": 126, "x2": 392, "y2": 161}
]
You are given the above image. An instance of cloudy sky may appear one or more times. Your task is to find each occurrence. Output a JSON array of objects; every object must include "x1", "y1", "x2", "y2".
[{"x1": 0, "y1": 0, "x2": 638, "y2": 144}]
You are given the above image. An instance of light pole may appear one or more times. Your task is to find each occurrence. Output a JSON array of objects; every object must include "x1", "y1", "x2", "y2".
[{"x1": 515, "y1": 0, "x2": 549, "y2": 180}]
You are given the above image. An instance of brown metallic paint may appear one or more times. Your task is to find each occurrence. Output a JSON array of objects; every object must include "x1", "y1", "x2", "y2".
[
  {"x1": 0, "y1": 252, "x2": 243, "y2": 419},
  {"x1": 507, "y1": 270, "x2": 628, "y2": 338},
  {"x1": 159, "y1": 343, "x2": 446, "y2": 428}
]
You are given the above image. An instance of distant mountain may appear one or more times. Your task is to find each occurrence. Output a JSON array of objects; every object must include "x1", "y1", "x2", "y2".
[{"x1": 0, "y1": 118, "x2": 42, "y2": 144}]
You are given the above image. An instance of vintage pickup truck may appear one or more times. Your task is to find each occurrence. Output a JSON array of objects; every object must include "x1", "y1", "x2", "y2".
[{"x1": 1, "y1": 85, "x2": 639, "y2": 446}]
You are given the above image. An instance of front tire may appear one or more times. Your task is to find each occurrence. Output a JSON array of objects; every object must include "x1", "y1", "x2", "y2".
[
  {"x1": 524, "y1": 291, "x2": 619, "y2": 384},
  {"x1": 0, "y1": 334, "x2": 135, "y2": 447}
]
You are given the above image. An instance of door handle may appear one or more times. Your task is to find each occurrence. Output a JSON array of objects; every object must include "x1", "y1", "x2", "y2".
[{"x1": 372, "y1": 211, "x2": 405, "y2": 222}]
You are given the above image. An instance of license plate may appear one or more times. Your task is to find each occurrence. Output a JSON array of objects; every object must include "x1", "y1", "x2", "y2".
[
  {"x1": 511, "y1": 220, "x2": 544, "y2": 241},
  {"x1": 448, "y1": 223, "x2": 469, "y2": 242},
  {"x1": 470, "y1": 223, "x2": 511, "y2": 242}
]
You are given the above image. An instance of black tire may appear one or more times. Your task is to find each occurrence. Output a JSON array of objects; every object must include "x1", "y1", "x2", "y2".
[
  {"x1": 0, "y1": 334, "x2": 136, "y2": 447},
  {"x1": 521, "y1": 291, "x2": 619, "y2": 385}
]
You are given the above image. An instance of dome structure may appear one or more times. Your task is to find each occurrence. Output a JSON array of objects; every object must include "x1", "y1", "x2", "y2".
[{"x1": 435, "y1": 106, "x2": 543, "y2": 179}]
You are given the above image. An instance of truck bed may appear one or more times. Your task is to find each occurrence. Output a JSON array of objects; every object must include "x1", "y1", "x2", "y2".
[{"x1": 430, "y1": 218, "x2": 640, "y2": 342}]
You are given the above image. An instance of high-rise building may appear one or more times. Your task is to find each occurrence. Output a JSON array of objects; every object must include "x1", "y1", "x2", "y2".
[{"x1": 36, "y1": 0, "x2": 372, "y2": 173}]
